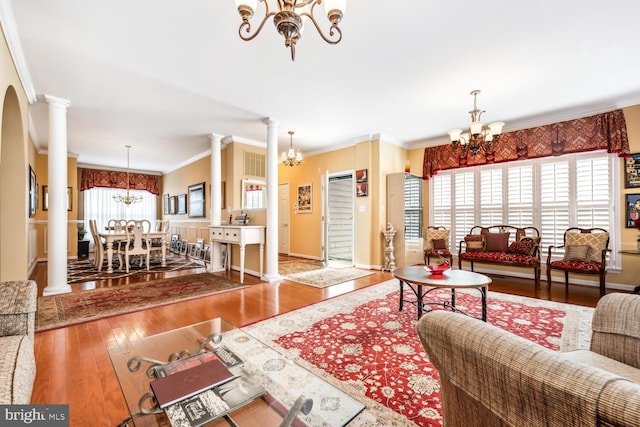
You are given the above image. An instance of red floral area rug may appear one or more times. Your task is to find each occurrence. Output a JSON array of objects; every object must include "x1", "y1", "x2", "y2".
[
  {"x1": 242, "y1": 280, "x2": 594, "y2": 426},
  {"x1": 36, "y1": 273, "x2": 247, "y2": 332}
]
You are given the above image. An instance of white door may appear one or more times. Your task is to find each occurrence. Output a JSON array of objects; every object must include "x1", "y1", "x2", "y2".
[
  {"x1": 278, "y1": 183, "x2": 290, "y2": 254},
  {"x1": 324, "y1": 171, "x2": 354, "y2": 266}
]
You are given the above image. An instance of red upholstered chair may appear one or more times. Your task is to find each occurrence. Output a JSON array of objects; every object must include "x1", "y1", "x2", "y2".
[
  {"x1": 546, "y1": 227, "x2": 610, "y2": 297},
  {"x1": 423, "y1": 226, "x2": 453, "y2": 266}
]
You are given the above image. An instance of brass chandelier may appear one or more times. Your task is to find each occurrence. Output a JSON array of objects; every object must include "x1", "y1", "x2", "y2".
[
  {"x1": 113, "y1": 145, "x2": 143, "y2": 205},
  {"x1": 448, "y1": 90, "x2": 505, "y2": 156},
  {"x1": 281, "y1": 131, "x2": 303, "y2": 166},
  {"x1": 234, "y1": 0, "x2": 346, "y2": 61}
]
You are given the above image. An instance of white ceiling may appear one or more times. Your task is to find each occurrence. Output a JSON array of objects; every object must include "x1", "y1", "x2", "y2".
[{"x1": 3, "y1": 0, "x2": 640, "y2": 174}]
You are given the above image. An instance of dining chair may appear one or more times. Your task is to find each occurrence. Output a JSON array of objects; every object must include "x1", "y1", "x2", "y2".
[
  {"x1": 107, "y1": 219, "x2": 127, "y2": 232},
  {"x1": 88, "y1": 219, "x2": 106, "y2": 271},
  {"x1": 149, "y1": 220, "x2": 169, "y2": 261},
  {"x1": 117, "y1": 219, "x2": 151, "y2": 272}
]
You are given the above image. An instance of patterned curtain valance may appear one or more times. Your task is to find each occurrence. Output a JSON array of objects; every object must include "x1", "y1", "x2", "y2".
[
  {"x1": 80, "y1": 168, "x2": 160, "y2": 195},
  {"x1": 422, "y1": 109, "x2": 630, "y2": 179}
]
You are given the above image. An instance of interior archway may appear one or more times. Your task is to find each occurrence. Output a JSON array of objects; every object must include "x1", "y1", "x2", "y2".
[{"x1": 0, "y1": 85, "x2": 28, "y2": 280}]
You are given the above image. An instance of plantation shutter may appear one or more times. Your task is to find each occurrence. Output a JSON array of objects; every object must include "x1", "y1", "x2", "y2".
[
  {"x1": 507, "y1": 164, "x2": 534, "y2": 227},
  {"x1": 540, "y1": 161, "x2": 570, "y2": 250},
  {"x1": 454, "y1": 172, "x2": 475, "y2": 244},
  {"x1": 576, "y1": 156, "x2": 610, "y2": 229},
  {"x1": 480, "y1": 168, "x2": 503, "y2": 226},
  {"x1": 404, "y1": 174, "x2": 423, "y2": 241}
]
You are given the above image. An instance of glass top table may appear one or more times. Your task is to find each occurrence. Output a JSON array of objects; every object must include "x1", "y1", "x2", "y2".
[{"x1": 107, "y1": 318, "x2": 365, "y2": 427}]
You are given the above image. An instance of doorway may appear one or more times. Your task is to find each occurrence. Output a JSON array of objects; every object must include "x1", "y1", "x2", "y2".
[
  {"x1": 323, "y1": 171, "x2": 354, "y2": 266},
  {"x1": 278, "y1": 183, "x2": 290, "y2": 254}
]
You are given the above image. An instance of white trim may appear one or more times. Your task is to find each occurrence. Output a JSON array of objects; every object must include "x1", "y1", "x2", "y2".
[{"x1": 0, "y1": 0, "x2": 36, "y2": 103}]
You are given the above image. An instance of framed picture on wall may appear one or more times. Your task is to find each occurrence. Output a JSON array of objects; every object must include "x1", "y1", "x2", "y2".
[
  {"x1": 626, "y1": 153, "x2": 640, "y2": 188},
  {"x1": 356, "y1": 182, "x2": 368, "y2": 197},
  {"x1": 177, "y1": 193, "x2": 187, "y2": 215},
  {"x1": 188, "y1": 182, "x2": 205, "y2": 218},
  {"x1": 29, "y1": 166, "x2": 36, "y2": 217},
  {"x1": 42, "y1": 186, "x2": 72, "y2": 211},
  {"x1": 356, "y1": 169, "x2": 367, "y2": 183},
  {"x1": 169, "y1": 195, "x2": 177, "y2": 215},
  {"x1": 297, "y1": 183, "x2": 312, "y2": 213},
  {"x1": 163, "y1": 194, "x2": 170, "y2": 215},
  {"x1": 625, "y1": 193, "x2": 640, "y2": 228}
]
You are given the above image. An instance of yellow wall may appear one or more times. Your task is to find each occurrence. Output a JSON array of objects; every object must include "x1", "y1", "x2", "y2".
[{"x1": 0, "y1": 27, "x2": 31, "y2": 280}]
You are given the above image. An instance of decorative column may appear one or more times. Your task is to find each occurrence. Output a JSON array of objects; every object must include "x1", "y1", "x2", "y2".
[
  {"x1": 43, "y1": 95, "x2": 72, "y2": 296},
  {"x1": 262, "y1": 118, "x2": 281, "y2": 282},
  {"x1": 209, "y1": 133, "x2": 225, "y2": 272}
]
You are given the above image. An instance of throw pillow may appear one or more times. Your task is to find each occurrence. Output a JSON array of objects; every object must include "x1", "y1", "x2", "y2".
[
  {"x1": 424, "y1": 228, "x2": 450, "y2": 251},
  {"x1": 484, "y1": 232, "x2": 510, "y2": 252},
  {"x1": 565, "y1": 232, "x2": 609, "y2": 263},
  {"x1": 464, "y1": 235, "x2": 484, "y2": 251},
  {"x1": 432, "y1": 238, "x2": 447, "y2": 250},
  {"x1": 507, "y1": 238, "x2": 536, "y2": 256},
  {"x1": 564, "y1": 245, "x2": 591, "y2": 262}
]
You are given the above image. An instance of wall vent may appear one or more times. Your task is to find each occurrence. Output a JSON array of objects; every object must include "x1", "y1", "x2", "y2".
[{"x1": 244, "y1": 151, "x2": 266, "y2": 178}]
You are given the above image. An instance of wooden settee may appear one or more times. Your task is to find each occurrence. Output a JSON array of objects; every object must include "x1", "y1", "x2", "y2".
[{"x1": 458, "y1": 225, "x2": 541, "y2": 289}]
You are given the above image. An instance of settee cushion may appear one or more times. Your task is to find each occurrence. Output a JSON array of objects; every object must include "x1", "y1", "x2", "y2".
[
  {"x1": 460, "y1": 250, "x2": 539, "y2": 265},
  {"x1": 566, "y1": 232, "x2": 608, "y2": 263},
  {"x1": 464, "y1": 235, "x2": 484, "y2": 251},
  {"x1": 562, "y1": 350, "x2": 640, "y2": 383},
  {"x1": 483, "y1": 231, "x2": 510, "y2": 252},
  {"x1": 564, "y1": 245, "x2": 591, "y2": 261},
  {"x1": 549, "y1": 259, "x2": 602, "y2": 272},
  {"x1": 0, "y1": 335, "x2": 35, "y2": 404}
]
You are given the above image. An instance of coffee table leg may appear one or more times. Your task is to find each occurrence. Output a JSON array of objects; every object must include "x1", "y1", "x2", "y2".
[
  {"x1": 398, "y1": 280, "x2": 404, "y2": 311},
  {"x1": 451, "y1": 288, "x2": 456, "y2": 311},
  {"x1": 417, "y1": 284, "x2": 423, "y2": 319}
]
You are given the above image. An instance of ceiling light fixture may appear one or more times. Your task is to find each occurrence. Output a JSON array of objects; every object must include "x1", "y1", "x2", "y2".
[
  {"x1": 281, "y1": 131, "x2": 303, "y2": 166},
  {"x1": 234, "y1": 0, "x2": 346, "y2": 61},
  {"x1": 448, "y1": 90, "x2": 505, "y2": 156},
  {"x1": 113, "y1": 145, "x2": 143, "y2": 205}
]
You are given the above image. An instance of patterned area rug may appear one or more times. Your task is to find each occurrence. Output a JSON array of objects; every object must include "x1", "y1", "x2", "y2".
[
  {"x1": 36, "y1": 273, "x2": 247, "y2": 332},
  {"x1": 284, "y1": 267, "x2": 374, "y2": 288},
  {"x1": 243, "y1": 279, "x2": 594, "y2": 426},
  {"x1": 67, "y1": 253, "x2": 203, "y2": 283},
  {"x1": 277, "y1": 258, "x2": 324, "y2": 276}
]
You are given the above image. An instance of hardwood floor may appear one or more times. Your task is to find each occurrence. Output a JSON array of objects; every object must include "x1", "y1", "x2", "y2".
[{"x1": 29, "y1": 258, "x2": 603, "y2": 426}]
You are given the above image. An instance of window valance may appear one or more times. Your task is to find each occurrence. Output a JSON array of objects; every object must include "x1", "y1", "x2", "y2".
[
  {"x1": 422, "y1": 109, "x2": 629, "y2": 179},
  {"x1": 80, "y1": 168, "x2": 160, "y2": 195}
]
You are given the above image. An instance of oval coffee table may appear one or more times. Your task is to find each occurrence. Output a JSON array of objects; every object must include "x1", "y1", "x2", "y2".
[{"x1": 394, "y1": 267, "x2": 492, "y2": 321}]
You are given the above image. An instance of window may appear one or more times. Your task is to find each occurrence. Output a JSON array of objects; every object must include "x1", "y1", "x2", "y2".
[
  {"x1": 83, "y1": 187, "x2": 158, "y2": 234},
  {"x1": 404, "y1": 174, "x2": 423, "y2": 241},
  {"x1": 430, "y1": 150, "x2": 619, "y2": 269}
]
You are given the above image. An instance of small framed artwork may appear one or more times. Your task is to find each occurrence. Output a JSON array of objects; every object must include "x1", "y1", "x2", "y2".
[
  {"x1": 188, "y1": 182, "x2": 206, "y2": 218},
  {"x1": 169, "y1": 195, "x2": 177, "y2": 215},
  {"x1": 29, "y1": 165, "x2": 37, "y2": 217},
  {"x1": 163, "y1": 194, "x2": 170, "y2": 215},
  {"x1": 626, "y1": 154, "x2": 640, "y2": 188},
  {"x1": 356, "y1": 169, "x2": 368, "y2": 183},
  {"x1": 297, "y1": 183, "x2": 312, "y2": 213},
  {"x1": 356, "y1": 182, "x2": 368, "y2": 197},
  {"x1": 625, "y1": 193, "x2": 640, "y2": 228},
  {"x1": 42, "y1": 186, "x2": 72, "y2": 211},
  {"x1": 177, "y1": 193, "x2": 187, "y2": 215}
]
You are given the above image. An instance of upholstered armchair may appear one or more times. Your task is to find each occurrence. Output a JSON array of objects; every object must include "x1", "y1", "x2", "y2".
[
  {"x1": 546, "y1": 227, "x2": 610, "y2": 296},
  {"x1": 423, "y1": 226, "x2": 453, "y2": 266},
  {"x1": 416, "y1": 293, "x2": 640, "y2": 426}
]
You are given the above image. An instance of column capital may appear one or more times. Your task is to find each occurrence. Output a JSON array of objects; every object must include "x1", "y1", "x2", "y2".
[
  {"x1": 263, "y1": 117, "x2": 278, "y2": 126},
  {"x1": 42, "y1": 94, "x2": 71, "y2": 108},
  {"x1": 208, "y1": 133, "x2": 225, "y2": 142}
]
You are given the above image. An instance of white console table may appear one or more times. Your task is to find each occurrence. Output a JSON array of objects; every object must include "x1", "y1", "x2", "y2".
[{"x1": 210, "y1": 225, "x2": 265, "y2": 283}]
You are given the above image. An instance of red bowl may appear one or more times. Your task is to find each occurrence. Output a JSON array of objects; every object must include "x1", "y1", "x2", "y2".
[{"x1": 424, "y1": 263, "x2": 450, "y2": 275}]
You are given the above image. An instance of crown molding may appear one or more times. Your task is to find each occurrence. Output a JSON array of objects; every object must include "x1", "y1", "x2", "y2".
[{"x1": 0, "y1": 0, "x2": 36, "y2": 104}]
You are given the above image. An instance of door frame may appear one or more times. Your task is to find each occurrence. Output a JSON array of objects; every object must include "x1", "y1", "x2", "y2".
[{"x1": 322, "y1": 169, "x2": 355, "y2": 266}]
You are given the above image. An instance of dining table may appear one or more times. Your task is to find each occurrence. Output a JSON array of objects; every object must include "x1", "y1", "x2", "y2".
[{"x1": 98, "y1": 229, "x2": 168, "y2": 273}]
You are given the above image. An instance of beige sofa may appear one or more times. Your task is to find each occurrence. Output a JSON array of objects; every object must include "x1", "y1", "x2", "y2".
[
  {"x1": 416, "y1": 293, "x2": 640, "y2": 426},
  {"x1": 0, "y1": 280, "x2": 37, "y2": 404}
]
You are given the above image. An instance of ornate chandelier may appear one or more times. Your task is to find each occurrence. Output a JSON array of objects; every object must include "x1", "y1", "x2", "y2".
[
  {"x1": 234, "y1": 0, "x2": 346, "y2": 61},
  {"x1": 113, "y1": 145, "x2": 143, "y2": 205},
  {"x1": 281, "y1": 131, "x2": 303, "y2": 166},
  {"x1": 448, "y1": 90, "x2": 505, "y2": 156}
]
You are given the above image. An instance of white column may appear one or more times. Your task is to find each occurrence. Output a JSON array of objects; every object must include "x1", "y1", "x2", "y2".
[
  {"x1": 43, "y1": 95, "x2": 72, "y2": 296},
  {"x1": 209, "y1": 133, "x2": 225, "y2": 272},
  {"x1": 263, "y1": 118, "x2": 281, "y2": 281}
]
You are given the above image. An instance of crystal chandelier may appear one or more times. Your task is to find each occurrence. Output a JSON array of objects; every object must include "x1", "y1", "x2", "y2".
[
  {"x1": 281, "y1": 131, "x2": 303, "y2": 166},
  {"x1": 448, "y1": 90, "x2": 505, "y2": 156},
  {"x1": 234, "y1": 0, "x2": 346, "y2": 61},
  {"x1": 113, "y1": 145, "x2": 143, "y2": 205}
]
